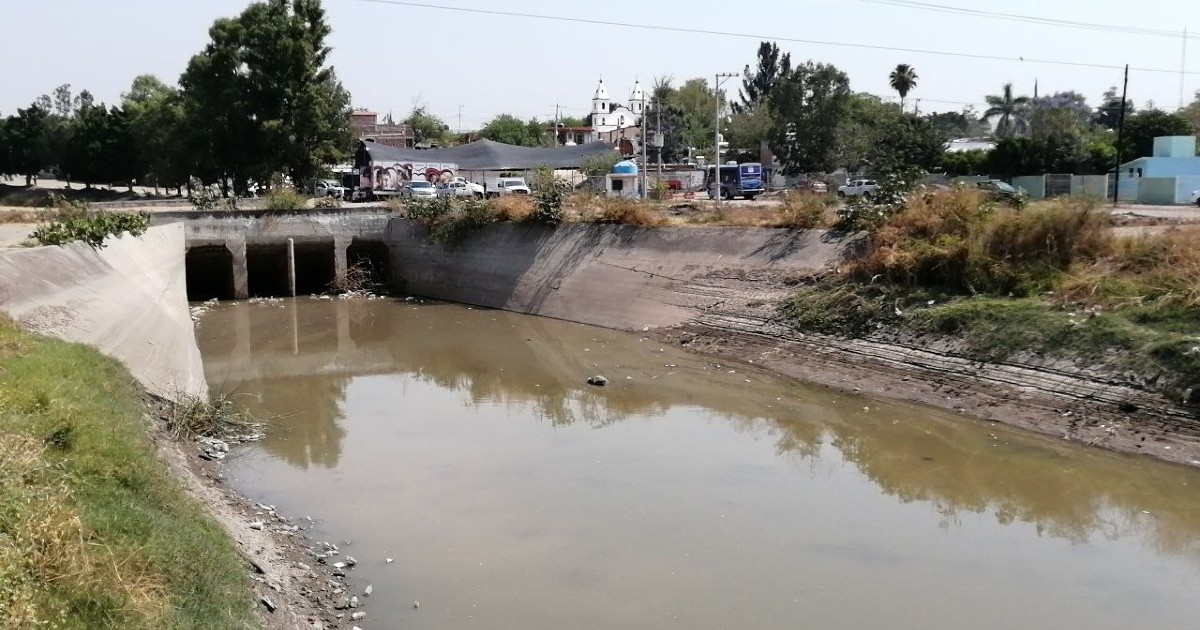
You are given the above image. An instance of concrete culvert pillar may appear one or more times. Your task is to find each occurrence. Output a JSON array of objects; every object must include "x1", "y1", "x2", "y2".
[
  {"x1": 333, "y1": 236, "x2": 351, "y2": 290},
  {"x1": 287, "y1": 238, "x2": 297, "y2": 297},
  {"x1": 229, "y1": 237, "x2": 249, "y2": 299}
]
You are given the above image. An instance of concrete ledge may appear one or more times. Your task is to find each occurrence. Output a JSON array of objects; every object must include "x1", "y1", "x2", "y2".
[{"x1": 0, "y1": 224, "x2": 207, "y2": 400}]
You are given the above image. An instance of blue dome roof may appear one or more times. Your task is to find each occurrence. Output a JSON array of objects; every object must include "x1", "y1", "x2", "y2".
[{"x1": 612, "y1": 160, "x2": 638, "y2": 174}]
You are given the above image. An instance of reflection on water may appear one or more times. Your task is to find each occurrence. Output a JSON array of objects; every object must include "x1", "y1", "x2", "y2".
[{"x1": 198, "y1": 299, "x2": 1200, "y2": 629}]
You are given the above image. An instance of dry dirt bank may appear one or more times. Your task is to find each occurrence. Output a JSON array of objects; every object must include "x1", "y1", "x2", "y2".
[{"x1": 649, "y1": 267, "x2": 1200, "y2": 468}]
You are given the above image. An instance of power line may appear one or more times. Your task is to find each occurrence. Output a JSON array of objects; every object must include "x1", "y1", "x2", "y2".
[
  {"x1": 344, "y1": 0, "x2": 1200, "y2": 76},
  {"x1": 856, "y1": 0, "x2": 1197, "y2": 41}
]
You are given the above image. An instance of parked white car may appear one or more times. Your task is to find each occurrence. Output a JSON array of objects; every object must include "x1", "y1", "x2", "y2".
[
  {"x1": 401, "y1": 180, "x2": 438, "y2": 200},
  {"x1": 437, "y1": 177, "x2": 486, "y2": 199},
  {"x1": 311, "y1": 179, "x2": 347, "y2": 199},
  {"x1": 837, "y1": 179, "x2": 878, "y2": 197},
  {"x1": 1192, "y1": 189, "x2": 1200, "y2": 207}
]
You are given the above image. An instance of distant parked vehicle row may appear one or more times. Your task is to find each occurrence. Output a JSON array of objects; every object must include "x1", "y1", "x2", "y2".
[{"x1": 436, "y1": 177, "x2": 486, "y2": 199}]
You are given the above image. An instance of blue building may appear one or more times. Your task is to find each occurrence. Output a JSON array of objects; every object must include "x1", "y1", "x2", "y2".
[{"x1": 1119, "y1": 136, "x2": 1200, "y2": 205}]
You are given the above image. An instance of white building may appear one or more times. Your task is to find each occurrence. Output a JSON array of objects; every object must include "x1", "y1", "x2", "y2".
[{"x1": 590, "y1": 79, "x2": 645, "y2": 143}]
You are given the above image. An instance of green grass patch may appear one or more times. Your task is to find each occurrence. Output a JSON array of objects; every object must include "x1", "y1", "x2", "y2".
[
  {"x1": 779, "y1": 280, "x2": 1200, "y2": 401},
  {"x1": 0, "y1": 318, "x2": 255, "y2": 629}
]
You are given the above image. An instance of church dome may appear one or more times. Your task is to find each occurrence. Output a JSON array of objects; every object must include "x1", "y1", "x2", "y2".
[
  {"x1": 594, "y1": 79, "x2": 610, "y2": 100},
  {"x1": 630, "y1": 80, "x2": 645, "y2": 102}
]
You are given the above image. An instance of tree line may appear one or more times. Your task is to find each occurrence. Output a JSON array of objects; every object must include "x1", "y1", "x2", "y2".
[{"x1": 0, "y1": 0, "x2": 351, "y2": 196}]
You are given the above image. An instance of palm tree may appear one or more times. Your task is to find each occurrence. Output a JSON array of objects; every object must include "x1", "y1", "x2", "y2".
[
  {"x1": 888, "y1": 64, "x2": 919, "y2": 112},
  {"x1": 984, "y1": 83, "x2": 1032, "y2": 138}
]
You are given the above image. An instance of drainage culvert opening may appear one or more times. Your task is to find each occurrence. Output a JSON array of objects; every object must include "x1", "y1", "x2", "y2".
[
  {"x1": 247, "y1": 244, "x2": 291, "y2": 298},
  {"x1": 295, "y1": 242, "x2": 337, "y2": 296},
  {"x1": 344, "y1": 239, "x2": 392, "y2": 292},
  {"x1": 186, "y1": 246, "x2": 236, "y2": 301}
]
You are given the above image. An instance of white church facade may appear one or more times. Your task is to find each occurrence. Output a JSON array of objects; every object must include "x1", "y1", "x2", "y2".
[{"x1": 589, "y1": 79, "x2": 645, "y2": 143}]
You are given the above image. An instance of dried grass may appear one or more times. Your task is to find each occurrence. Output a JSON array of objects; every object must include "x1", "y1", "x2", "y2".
[
  {"x1": 489, "y1": 195, "x2": 536, "y2": 222},
  {"x1": 852, "y1": 192, "x2": 1110, "y2": 295},
  {"x1": 576, "y1": 196, "x2": 668, "y2": 227},
  {"x1": 1062, "y1": 226, "x2": 1200, "y2": 308}
]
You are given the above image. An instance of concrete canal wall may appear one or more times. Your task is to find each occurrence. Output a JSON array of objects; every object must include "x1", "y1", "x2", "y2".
[
  {"x1": 386, "y1": 221, "x2": 852, "y2": 330},
  {"x1": 0, "y1": 224, "x2": 206, "y2": 400}
]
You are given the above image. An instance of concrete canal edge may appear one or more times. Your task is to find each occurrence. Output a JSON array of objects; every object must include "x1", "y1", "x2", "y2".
[
  {"x1": 0, "y1": 226, "x2": 351, "y2": 629},
  {"x1": 0, "y1": 223, "x2": 207, "y2": 400}
]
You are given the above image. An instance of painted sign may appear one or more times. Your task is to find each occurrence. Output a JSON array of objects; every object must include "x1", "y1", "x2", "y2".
[{"x1": 362, "y1": 162, "x2": 458, "y2": 192}]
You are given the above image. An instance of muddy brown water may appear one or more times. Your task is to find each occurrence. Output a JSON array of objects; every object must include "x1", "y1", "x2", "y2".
[{"x1": 197, "y1": 299, "x2": 1200, "y2": 630}]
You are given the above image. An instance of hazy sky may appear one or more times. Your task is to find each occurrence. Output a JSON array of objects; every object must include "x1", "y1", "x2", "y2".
[{"x1": 2, "y1": 0, "x2": 1197, "y2": 128}]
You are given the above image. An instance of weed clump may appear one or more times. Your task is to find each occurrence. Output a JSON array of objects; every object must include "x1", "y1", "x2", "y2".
[
  {"x1": 263, "y1": 187, "x2": 308, "y2": 212},
  {"x1": 773, "y1": 192, "x2": 835, "y2": 229},
  {"x1": 407, "y1": 197, "x2": 497, "y2": 247},
  {"x1": 852, "y1": 193, "x2": 1109, "y2": 295},
  {"x1": 30, "y1": 210, "x2": 150, "y2": 248},
  {"x1": 162, "y1": 394, "x2": 262, "y2": 440}
]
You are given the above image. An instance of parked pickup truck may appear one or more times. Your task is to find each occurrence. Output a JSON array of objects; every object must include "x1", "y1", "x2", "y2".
[
  {"x1": 311, "y1": 179, "x2": 348, "y2": 199},
  {"x1": 837, "y1": 179, "x2": 878, "y2": 197},
  {"x1": 437, "y1": 177, "x2": 486, "y2": 199},
  {"x1": 485, "y1": 176, "x2": 531, "y2": 198}
]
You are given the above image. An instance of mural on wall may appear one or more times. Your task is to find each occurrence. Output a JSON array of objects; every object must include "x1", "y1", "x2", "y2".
[{"x1": 364, "y1": 162, "x2": 457, "y2": 191}]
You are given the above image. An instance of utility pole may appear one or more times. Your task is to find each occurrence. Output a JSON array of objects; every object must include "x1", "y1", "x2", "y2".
[
  {"x1": 713, "y1": 72, "x2": 739, "y2": 211},
  {"x1": 641, "y1": 112, "x2": 649, "y2": 198},
  {"x1": 457, "y1": 105, "x2": 463, "y2": 135},
  {"x1": 1112, "y1": 64, "x2": 1130, "y2": 207},
  {"x1": 1181, "y1": 27, "x2": 1189, "y2": 110},
  {"x1": 554, "y1": 104, "x2": 560, "y2": 147},
  {"x1": 656, "y1": 92, "x2": 663, "y2": 181}
]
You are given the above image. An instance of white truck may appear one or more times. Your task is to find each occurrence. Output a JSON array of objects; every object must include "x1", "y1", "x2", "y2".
[
  {"x1": 837, "y1": 179, "x2": 878, "y2": 198},
  {"x1": 437, "y1": 176, "x2": 486, "y2": 199},
  {"x1": 311, "y1": 179, "x2": 349, "y2": 199},
  {"x1": 485, "y1": 176, "x2": 531, "y2": 198}
]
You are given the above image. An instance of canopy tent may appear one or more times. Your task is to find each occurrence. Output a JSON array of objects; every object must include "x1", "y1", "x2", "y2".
[{"x1": 357, "y1": 138, "x2": 617, "y2": 171}]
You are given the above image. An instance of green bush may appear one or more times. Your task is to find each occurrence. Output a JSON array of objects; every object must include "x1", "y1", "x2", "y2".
[
  {"x1": 263, "y1": 188, "x2": 307, "y2": 211},
  {"x1": 529, "y1": 166, "x2": 569, "y2": 225},
  {"x1": 31, "y1": 211, "x2": 150, "y2": 248},
  {"x1": 408, "y1": 197, "x2": 498, "y2": 247}
]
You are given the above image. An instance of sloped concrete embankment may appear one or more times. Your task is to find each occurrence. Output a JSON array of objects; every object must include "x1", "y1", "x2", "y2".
[
  {"x1": 386, "y1": 221, "x2": 848, "y2": 329},
  {"x1": 0, "y1": 224, "x2": 207, "y2": 400}
]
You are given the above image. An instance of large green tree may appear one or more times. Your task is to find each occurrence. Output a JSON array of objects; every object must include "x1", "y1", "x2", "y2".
[
  {"x1": 768, "y1": 60, "x2": 852, "y2": 175},
  {"x1": 888, "y1": 64, "x2": 918, "y2": 112},
  {"x1": 479, "y1": 114, "x2": 544, "y2": 146},
  {"x1": 180, "y1": 0, "x2": 351, "y2": 193},
  {"x1": 1094, "y1": 86, "x2": 1134, "y2": 130},
  {"x1": 5, "y1": 105, "x2": 51, "y2": 185},
  {"x1": 1028, "y1": 91, "x2": 1092, "y2": 141},
  {"x1": 1118, "y1": 109, "x2": 1195, "y2": 159},
  {"x1": 1180, "y1": 90, "x2": 1200, "y2": 133},
  {"x1": 404, "y1": 107, "x2": 451, "y2": 147},
  {"x1": 983, "y1": 83, "x2": 1031, "y2": 138},
  {"x1": 735, "y1": 41, "x2": 791, "y2": 114},
  {"x1": 122, "y1": 75, "x2": 188, "y2": 192}
]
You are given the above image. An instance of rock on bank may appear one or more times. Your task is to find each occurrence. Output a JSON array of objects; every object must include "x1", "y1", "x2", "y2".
[{"x1": 0, "y1": 223, "x2": 206, "y2": 399}]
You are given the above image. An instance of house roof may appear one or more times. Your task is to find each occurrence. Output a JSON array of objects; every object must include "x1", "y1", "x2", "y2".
[{"x1": 360, "y1": 139, "x2": 618, "y2": 170}]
